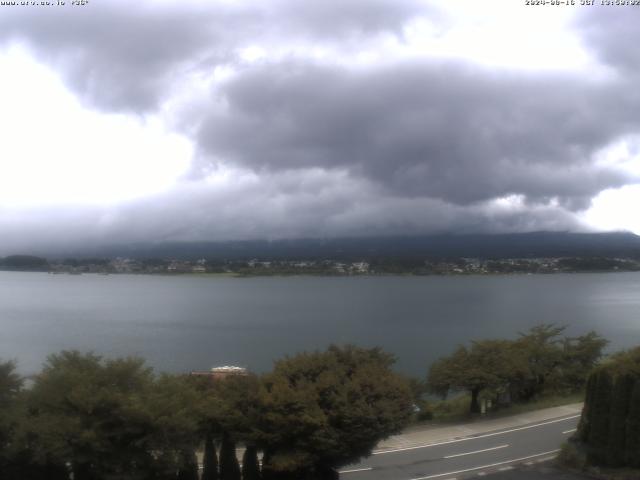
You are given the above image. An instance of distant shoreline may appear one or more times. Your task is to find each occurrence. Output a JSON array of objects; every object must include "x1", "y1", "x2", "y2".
[{"x1": 1, "y1": 268, "x2": 639, "y2": 278}]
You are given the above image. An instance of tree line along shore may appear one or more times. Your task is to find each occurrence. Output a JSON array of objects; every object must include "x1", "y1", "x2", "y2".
[
  {"x1": 2, "y1": 324, "x2": 638, "y2": 479},
  {"x1": 2, "y1": 254, "x2": 640, "y2": 276}
]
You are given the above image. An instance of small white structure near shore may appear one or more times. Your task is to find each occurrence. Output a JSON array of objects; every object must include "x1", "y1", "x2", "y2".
[{"x1": 190, "y1": 365, "x2": 248, "y2": 381}]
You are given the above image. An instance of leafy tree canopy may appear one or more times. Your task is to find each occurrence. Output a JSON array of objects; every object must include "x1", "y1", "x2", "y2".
[
  {"x1": 256, "y1": 345, "x2": 412, "y2": 476},
  {"x1": 428, "y1": 340, "x2": 526, "y2": 413},
  {"x1": 428, "y1": 325, "x2": 608, "y2": 412}
]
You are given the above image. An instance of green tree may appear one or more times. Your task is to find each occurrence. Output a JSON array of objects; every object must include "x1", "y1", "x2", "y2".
[
  {"x1": 202, "y1": 432, "x2": 219, "y2": 480},
  {"x1": 513, "y1": 324, "x2": 566, "y2": 401},
  {"x1": 176, "y1": 449, "x2": 199, "y2": 480},
  {"x1": 17, "y1": 351, "x2": 207, "y2": 480},
  {"x1": 20, "y1": 351, "x2": 156, "y2": 480},
  {"x1": 555, "y1": 331, "x2": 608, "y2": 393},
  {"x1": 256, "y1": 345, "x2": 412, "y2": 479},
  {"x1": 577, "y1": 346, "x2": 640, "y2": 469},
  {"x1": 624, "y1": 380, "x2": 640, "y2": 468},
  {"x1": 586, "y1": 370, "x2": 613, "y2": 465},
  {"x1": 577, "y1": 372, "x2": 597, "y2": 443},
  {"x1": 196, "y1": 373, "x2": 261, "y2": 480},
  {"x1": 428, "y1": 340, "x2": 526, "y2": 413},
  {"x1": 242, "y1": 445, "x2": 261, "y2": 480},
  {"x1": 144, "y1": 374, "x2": 204, "y2": 478},
  {"x1": 0, "y1": 360, "x2": 21, "y2": 405},
  {"x1": 429, "y1": 325, "x2": 607, "y2": 410},
  {"x1": 606, "y1": 374, "x2": 634, "y2": 466},
  {"x1": 213, "y1": 374, "x2": 262, "y2": 442},
  {"x1": 0, "y1": 361, "x2": 23, "y2": 479},
  {"x1": 0, "y1": 255, "x2": 48, "y2": 271},
  {"x1": 219, "y1": 432, "x2": 241, "y2": 480}
]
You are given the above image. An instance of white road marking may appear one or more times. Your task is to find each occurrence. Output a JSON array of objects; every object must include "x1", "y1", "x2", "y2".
[
  {"x1": 338, "y1": 467, "x2": 373, "y2": 474},
  {"x1": 498, "y1": 466, "x2": 513, "y2": 471},
  {"x1": 373, "y1": 415, "x2": 579, "y2": 455},
  {"x1": 444, "y1": 444, "x2": 509, "y2": 459},
  {"x1": 535, "y1": 456, "x2": 557, "y2": 463},
  {"x1": 409, "y1": 449, "x2": 561, "y2": 480},
  {"x1": 477, "y1": 473, "x2": 487, "y2": 477},
  {"x1": 562, "y1": 428, "x2": 577, "y2": 434}
]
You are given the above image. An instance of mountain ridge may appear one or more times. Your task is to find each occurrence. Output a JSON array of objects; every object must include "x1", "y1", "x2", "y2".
[{"x1": 31, "y1": 231, "x2": 640, "y2": 261}]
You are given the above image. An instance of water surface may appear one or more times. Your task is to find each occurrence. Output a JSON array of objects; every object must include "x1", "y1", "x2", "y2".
[{"x1": 1, "y1": 272, "x2": 639, "y2": 377}]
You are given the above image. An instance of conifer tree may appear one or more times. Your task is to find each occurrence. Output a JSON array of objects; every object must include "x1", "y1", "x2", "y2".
[
  {"x1": 241, "y1": 445, "x2": 261, "y2": 480},
  {"x1": 577, "y1": 372, "x2": 596, "y2": 443},
  {"x1": 219, "y1": 432, "x2": 241, "y2": 480},
  {"x1": 586, "y1": 370, "x2": 612, "y2": 464},
  {"x1": 202, "y1": 432, "x2": 219, "y2": 480},
  {"x1": 606, "y1": 374, "x2": 634, "y2": 466},
  {"x1": 624, "y1": 380, "x2": 640, "y2": 468}
]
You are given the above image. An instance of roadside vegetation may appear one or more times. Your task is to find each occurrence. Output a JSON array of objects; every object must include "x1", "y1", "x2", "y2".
[
  {"x1": 0, "y1": 325, "x2": 614, "y2": 479},
  {"x1": 558, "y1": 346, "x2": 640, "y2": 479},
  {"x1": 413, "y1": 391, "x2": 584, "y2": 425},
  {"x1": 0, "y1": 346, "x2": 413, "y2": 480},
  {"x1": 425, "y1": 324, "x2": 607, "y2": 415}
]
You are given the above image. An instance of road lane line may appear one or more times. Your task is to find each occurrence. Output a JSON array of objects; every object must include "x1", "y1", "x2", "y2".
[
  {"x1": 562, "y1": 428, "x2": 577, "y2": 434},
  {"x1": 444, "y1": 444, "x2": 509, "y2": 459},
  {"x1": 535, "y1": 456, "x2": 557, "y2": 463},
  {"x1": 338, "y1": 467, "x2": 373, "y2": 474},
  {"x1": 373, "y1": 415, "x2": 579, "y2": 455},
  {"x1": 409, "y1": 449, "x2": 561, "y2": 480}
]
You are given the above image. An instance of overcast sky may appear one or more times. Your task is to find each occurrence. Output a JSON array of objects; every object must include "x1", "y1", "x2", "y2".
[{"x1": 1, "y1": 0, "x2": 639, "y2": 253}]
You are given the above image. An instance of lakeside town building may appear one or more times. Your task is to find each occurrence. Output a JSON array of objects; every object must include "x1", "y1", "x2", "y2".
[{"x1": 190, "y1": 365, "x2": 249, "y2": 381}]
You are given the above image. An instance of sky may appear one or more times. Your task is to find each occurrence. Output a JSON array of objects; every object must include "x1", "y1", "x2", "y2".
[{"x1": 1, "y1": 0, "x2": 640, "y2": 253}]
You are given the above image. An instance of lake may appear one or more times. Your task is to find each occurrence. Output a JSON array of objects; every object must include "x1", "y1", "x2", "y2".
[{"x1": 1, "y1": 271, "x2": 639, "y2": 377}]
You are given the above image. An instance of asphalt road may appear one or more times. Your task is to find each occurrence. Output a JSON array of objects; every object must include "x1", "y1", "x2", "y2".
[{"x1": 339, "y1": 414, "x2": 581, "y2": 480}]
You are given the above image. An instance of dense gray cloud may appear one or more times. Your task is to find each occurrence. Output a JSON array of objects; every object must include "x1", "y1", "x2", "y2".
[
  {"x1": 198, "y1": 61, "x2": 636, "y2": 208},
  {"x1": 575, "y1": 8, "x2": 640, "y2": 75},
  {"x1": 0, "y1": 0, "x2": 424, "y2": 112},
  {"x1": 1, "y1": 2, "x2": 639, "y2": 245},
  {"x1": 264, "y1": 0, "x2": 431, "y2": 38},
  {"x1": 0, "y1": 1, "x2": 243, "y2": 111}
]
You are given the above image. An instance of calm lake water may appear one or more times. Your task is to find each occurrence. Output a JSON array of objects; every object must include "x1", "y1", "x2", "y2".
[{"x1": 1, "y1": 271, "x2": 639, "y2": 377}]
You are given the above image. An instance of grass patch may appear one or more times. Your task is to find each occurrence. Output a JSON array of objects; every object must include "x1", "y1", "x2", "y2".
[
  {"x1": 494, "y1": 392, "x2": 584, "y2": 416},
  {"x1": 411, "y1": 391, "x2": 584, "y2": 427}
]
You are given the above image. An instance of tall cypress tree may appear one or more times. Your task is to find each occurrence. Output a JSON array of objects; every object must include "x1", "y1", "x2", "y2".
[
  {"x1": 606, "y1": 374, "x2": 634, "y2": 466},
  {"x1": 219, "y1": 432, "x2": 241, "y2": 480},
  {"x1": 624, "y1": 380, "x2": 640, "y2": 468},
  {"x1": 578, "y1": 372, "x2": 597, "y2": 442},
  {"x1": 241, "y1": 445, "x2": 261, "y2": 480},
  {"x1": 202, "y1": 432, "x2": 219, "y2": 480},
  {"x1": 577, "y1": 346, "x2": 640, "y2": 469},
  {"x1": 587, "y1": 370, "x2": 612, "y2": 465}
]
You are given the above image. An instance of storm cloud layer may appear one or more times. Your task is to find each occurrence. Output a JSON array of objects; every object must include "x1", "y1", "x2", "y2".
[
  {"x1": 1, "y1": 1, "x2": 639, "y2": 248},
  {"x1": 200, "y1": 61, "x2": 635, "y2": 208}
]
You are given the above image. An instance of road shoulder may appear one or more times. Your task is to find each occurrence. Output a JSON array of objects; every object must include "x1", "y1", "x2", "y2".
[{"x1": 375, "y1": 403, "x2": 583, "y2": 454}]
